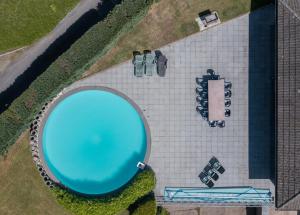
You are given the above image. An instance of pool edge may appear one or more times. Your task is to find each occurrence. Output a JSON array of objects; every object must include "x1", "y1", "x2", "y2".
[{"x1": 37, "y1": 85, "x2": 151, "y2": 194}]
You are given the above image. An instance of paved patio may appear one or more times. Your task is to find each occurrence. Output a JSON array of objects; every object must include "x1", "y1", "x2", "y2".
[{"x1": 67, "y1": 6, "x2": 275, "y2": 197}]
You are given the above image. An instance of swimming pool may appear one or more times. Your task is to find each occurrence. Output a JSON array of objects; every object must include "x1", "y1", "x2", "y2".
[{"x1": 40, "y1": 87, "x2": 149, "y2": 195}]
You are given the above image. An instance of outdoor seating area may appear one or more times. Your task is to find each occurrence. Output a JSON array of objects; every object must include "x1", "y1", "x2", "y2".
[
  {"x1": 195, "y1": 70, "x2": 232, "y2": 128},
  {"x1": 132, "y1": 50, "x2": 167, "y2": 77},
  {"x1": 199, "y1": 157, "x2": 225, "y2": 188},
  {"x1": 68, "y1": 6, "x2": 276, "y2": 197}
]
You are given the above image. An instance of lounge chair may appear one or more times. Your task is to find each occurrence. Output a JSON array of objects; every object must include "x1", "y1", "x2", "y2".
[
  {"x1": 156, "y1": 53, "x2": 167, "y2": 77},
  {"x1": 133, "y1": 54, "x2": 144, "y2": 77},
  {"x1": 144, "y1": 52, "x2": 156, "y2": 76},
  {"x1": 209, "y1": 157, "x2": 225, "y2": 174},
  {"x1": 204, "y1": 164, "x2": 219, "y2": 181},
  {"x1": 199, "y1": 171, "x2": 214, "y2": 188}
]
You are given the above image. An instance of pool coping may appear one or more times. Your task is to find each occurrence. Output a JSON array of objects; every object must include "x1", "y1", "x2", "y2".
[{"x1": 37, "y1": 85, "x2": 151, "y2": 190}]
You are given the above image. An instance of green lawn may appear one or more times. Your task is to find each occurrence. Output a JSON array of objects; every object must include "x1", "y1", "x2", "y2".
[
  {"x1": 85, "y1": 0, "x2": 272, "y2": 76},
  {"x1": 0, "y1": 0, "x2": 79, "y2": 52},
  {"x1": 0, "y1": 131, "x2": 70, "y2": 215}
]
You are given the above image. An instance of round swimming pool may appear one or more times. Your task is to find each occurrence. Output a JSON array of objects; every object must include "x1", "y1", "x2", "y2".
[{"x1": 40, "y1": 87, "x2": 149, "y2": 195}]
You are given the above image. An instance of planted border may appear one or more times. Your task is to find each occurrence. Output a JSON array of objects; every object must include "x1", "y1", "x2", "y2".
[
  {"x1": 0, "y1": 0, "x2": 154, "y2": 155},
  {"x1": 52, "y1": 169, "x2": 156, "y2": 215}
]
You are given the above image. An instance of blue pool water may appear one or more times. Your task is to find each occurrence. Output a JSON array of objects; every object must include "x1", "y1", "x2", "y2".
[{"x1": 42, "y1": 89, "x2": 147, "y2": 195}]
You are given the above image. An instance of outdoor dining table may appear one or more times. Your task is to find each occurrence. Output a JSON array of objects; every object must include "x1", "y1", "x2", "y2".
[{"x1": 208, "y1": 79, "x2": 225, "y2": 121}]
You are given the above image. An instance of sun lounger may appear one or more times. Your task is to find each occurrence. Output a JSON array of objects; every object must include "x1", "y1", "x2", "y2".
[
  {"x1": 144, "y1": 52, "x2": 156, "y2": 76},
  {"x1": 209, "y1": 157, "x2": 225, "y2": 174},
  {"x1": 204, "y1": 164, "x2": 219, "y2": 181},
  {"x1": 199, "y1": 171, "x2": 214, "y2": 188},
  {"x1": 133, "y1": 54, "x2": 144, "y2": 77}
]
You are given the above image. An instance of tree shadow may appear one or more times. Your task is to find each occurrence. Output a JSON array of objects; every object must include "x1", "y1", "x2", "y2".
[
  {"x1": 0, "y1": 0, "x2": 122, "y2": 114},
  {"x1": 248, "y1": 2, "x2": 275, "y2": 182}
]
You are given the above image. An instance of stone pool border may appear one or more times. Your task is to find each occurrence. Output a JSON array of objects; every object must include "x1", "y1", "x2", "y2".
[{"x1": 37, "y1": 85, "x2": 151, "y2": 188}]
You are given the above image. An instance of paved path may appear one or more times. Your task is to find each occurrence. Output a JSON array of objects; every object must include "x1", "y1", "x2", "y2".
[{"x1": 0, "y1": 0, "x2": 101, "y2": 93}]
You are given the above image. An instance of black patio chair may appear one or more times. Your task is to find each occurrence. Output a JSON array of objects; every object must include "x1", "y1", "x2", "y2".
[
  {"x1": 208, "y1": 121, "x2": 217, "y2": 127},
  {"x1": 199, "y1": 91, "x2": 208, "y2": 99},
  {"x1": 196, "y1": 99, "x2": 208, "y2": 108},
  {"x1": 196, "y1": 106, "x2": 208, "y2": 118},
  {"x1": 209, "y1": 157, "x2": 225, "y2": 174},
  {"x1": 201, "y1": 110, "x2": 208, "y2": 119},
  {"x1": 225, "y1": 100, "x2": 231, "y2": 107},
  {"x1": 204, "y1": 164, "x2": 219, "y2": 181},
  {"x1": 196, "y1": 87, "x2": 208, "y2": 97},
  {"x1": 196, "y1": 77, "x2": 203, "y2": 85},
  {"x1": 225, "y1": 90, "x2": 232, "y2": 98},
  {"x1": 217, "y1": 120, "x2": 225, "y2": 128},
  {"x1": 199, "y1": 171, "x2": 214, "y2": 188},
  {"x1": 225, "y1": 82, "x2": 232, "y2": 90},
  {"x1": 225, "y1": 109, "x2": 231, "y2": 117}
]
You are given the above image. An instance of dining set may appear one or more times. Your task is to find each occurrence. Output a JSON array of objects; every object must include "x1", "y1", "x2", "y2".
[{"x1": 195, "y1": 70, "x2": 232, "y2": 128}]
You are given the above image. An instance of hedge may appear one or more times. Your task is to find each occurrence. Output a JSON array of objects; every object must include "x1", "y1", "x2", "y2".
[
  {"x1": 52, "y1": 169, "x2": 156, "y2": 215},
  {"x1": 0, "y1": 0, "x2": 154, "y2": 155},
  {"x1": 157, "y1": 206, "x2": 170, "y2": 215},
  {"x1": 130, "y1": 194, "x2": 157, "y2": 215}
]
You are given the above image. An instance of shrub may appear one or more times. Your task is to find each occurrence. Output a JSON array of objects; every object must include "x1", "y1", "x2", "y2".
[
  {"x1": 130, "y1": 193, "x2": 157, "y2": 215},
  {"x1": 0, "y1": 0, "x2": 154, "y2": 155},
  {"x1": 157, "y1": 206, "x2": 170, "y2": 215},
  {"x1": 52, "y1": 169, "x2": 156, "y2": 215}
]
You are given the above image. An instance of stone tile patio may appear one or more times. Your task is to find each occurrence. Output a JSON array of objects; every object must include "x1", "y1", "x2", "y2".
[{"x1": 67, "y1": 6, "x2": 275, "y2": 197}]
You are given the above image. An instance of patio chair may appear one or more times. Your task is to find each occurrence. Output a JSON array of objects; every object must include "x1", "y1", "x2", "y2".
[
  {"x1": 225, "y1": 90, "x2": 232, "y2": 98},
  {"x1": 196, "y1": 87, "x2": 204, "y2": 95},
  {"x1": 144, "y1": 52, "x2": 157, "y2": 76},
  {"x1": 204, "y1": 164, "x2": 219, "y2": 181},
  {"x1": 225, "y1": 99, "x2": 231, "y2": 107},
  {"x1": 198, "y1": 171, "x2": 214, "y2": 188},
  {"x1": 196, "y1": 77, "x2": 203, "y2": 85},
  {"x1": 199, "y1": 91, "x2": 208, "y2": 99},
  {"x1": 225, "y1": 82, "x2": 232, "y2": 90},
  {"x1": 199, "y1": 81, "x2": 208, "y2": 89},
  {"x1": 209, "y1": 157, "x2": 225, "y2": 174},
  {"x1": 225, "y1": 109, "x2": 231, "y2": 117},
  {"x1": 196, "y1": 98, "x2": 208, "y2": 108},
  {"x1": 133, "y1": 54, "x2": 144, "y2": 77},
  {"x1": 217, "y1": 120, "x2": 225, "y2": 128},
  {"x1": 196, "y1": 106, "x2": 208, "y2": 118},
  {"x1": 208, "y1": 121, "x2": 217, "y2": 127}
]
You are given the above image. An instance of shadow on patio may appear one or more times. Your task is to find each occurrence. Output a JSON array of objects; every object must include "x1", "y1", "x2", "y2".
[{"x1": 248, "y1": 2, "x2": 275, "y2": 182}]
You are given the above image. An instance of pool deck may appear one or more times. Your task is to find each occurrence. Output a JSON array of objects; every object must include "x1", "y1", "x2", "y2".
[{"x1": 64, "y1": 6, "x2": 275, "y2": 198}]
